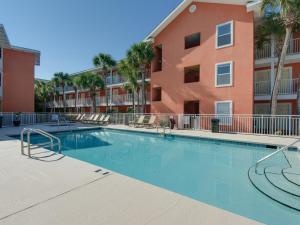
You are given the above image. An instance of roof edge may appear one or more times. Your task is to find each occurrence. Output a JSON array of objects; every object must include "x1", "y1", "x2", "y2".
[
  {"x1": 144, "y1": 0, "x2": 262, "y2": 41},
  {"x1": 0, "y1": 24, "x2": 11, "y2": 47},
  {"x1": 11, "y1": 46, "x2": 41, "y2": 66}
]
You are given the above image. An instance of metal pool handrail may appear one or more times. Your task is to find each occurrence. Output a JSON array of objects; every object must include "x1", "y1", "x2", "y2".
[
  {"x1": 21, "y1": 128, "x2": 61, "y2": 157},
  {"x1": 255, "y1": 139, "x2": 300, "y2": 173}
]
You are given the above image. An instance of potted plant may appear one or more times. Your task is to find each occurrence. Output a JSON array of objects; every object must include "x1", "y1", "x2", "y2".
[{"x1": 13, "y1": 113, "x2": 21, "y2": 127}]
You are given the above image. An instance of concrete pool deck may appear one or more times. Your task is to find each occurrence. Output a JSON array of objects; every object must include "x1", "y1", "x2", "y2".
[{"x1": 1, "y1": 123, "x2": 297, "y2": 225}]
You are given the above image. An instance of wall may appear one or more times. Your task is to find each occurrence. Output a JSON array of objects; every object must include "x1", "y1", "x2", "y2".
[
  {"x1": 151, "y1": 2, "x2": 254, "y2": 115},
  {"x1": 2, "y1": 48, "x2": 35, "y2": 112}
]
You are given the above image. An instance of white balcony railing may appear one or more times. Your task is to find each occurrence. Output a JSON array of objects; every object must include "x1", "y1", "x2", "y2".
[
  {"x1": 106, "y1": 75, "x2": 126, "y2": 85},
  {"x1": 49, "y1": 93, "x2": 151, "y2": 108},
  {"x1": 255, "y1": 38, "x2": 300, "y2": 60},
  {"x1": 254, "y1": 78, "x2": 299, "y2": 96},
  {"x1": 111, "y1": 93, "x2": 150, "y2": 105}
]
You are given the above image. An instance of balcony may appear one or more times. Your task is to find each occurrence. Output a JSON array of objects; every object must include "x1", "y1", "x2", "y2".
[
  {"x1": 254, "y1": 79, "x2": 299, "y2": 100},
  {"x1": 105, "y1": 74, "x2": 151, "y2": 87},
  {"x1": 49, "y1": 93, "x2": 151, "y2": 108},
  {"x1": 255, "y1": 38, "x2": 300, "y2": 65},
  {"x1": 111, "y1": 93, "x2": 150, "y2": 105},
  {"x1": 105, "y1": 75, "x2": 125, "y2": 86}
]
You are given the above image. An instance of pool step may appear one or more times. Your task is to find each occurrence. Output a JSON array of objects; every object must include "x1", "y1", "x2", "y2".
[
  {"x1": 248, "y1": 166, "x2": 300, "y2": 211},
  {"x1": 283, "y1": 168, "x2": 300, "y2": 186},
  {"x1": 265, "y1": 167, "x2": 300, "y2": 197}
]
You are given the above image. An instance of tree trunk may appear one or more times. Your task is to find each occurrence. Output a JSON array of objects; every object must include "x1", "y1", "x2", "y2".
[
  {"x1": 62, "y1": 85, "x2": 66, "y2": 113},
  {"x1": 92, "y1": 92, "x2": 97, "y2": 113},
  {"x1": 75, "y1": 89, "x2": 78, "y2": 113},
  {"x1": 53, "y1": 94, "x2": 56, "y2": 113},
  {"x1": 105, "y1": 88, "x2": 109, "y2": 114},
  {"x1": 271, "y1": 27, "x2": 292, "y2": 115},
  {"x1": 297, "y1": 81, "x2": 300, "y2": 115},
  {"x1": 137, "y1": 90, "x2": 140, "y2": 114},
  {"x1": 44, "y1": 100, "x2": 47, "y2": 112},
  {"x1": 141, "y1": 71, "x2": 145, "y2": 113},
  {"x1": 132, "y1": 91, "x2": 135, "y2": 113}
]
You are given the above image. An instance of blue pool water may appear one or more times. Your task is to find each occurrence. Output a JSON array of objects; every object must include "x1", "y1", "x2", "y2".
[{"x1": 21, "y1": 128, "x2": 300, "y2": 224}]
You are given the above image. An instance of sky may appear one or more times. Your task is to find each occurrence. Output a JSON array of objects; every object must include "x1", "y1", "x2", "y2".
[{"x1": 0, "y1": 0, "x2": 182, "y2": 80}]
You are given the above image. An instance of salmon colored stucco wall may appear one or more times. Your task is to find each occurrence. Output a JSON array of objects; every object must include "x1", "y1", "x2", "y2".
[
  {"x1": 2, "y1": 48, "x2": 35, "y2": 112},
  {"x1": 151, "y1": 2, "x2": 254, "y2": 114}
]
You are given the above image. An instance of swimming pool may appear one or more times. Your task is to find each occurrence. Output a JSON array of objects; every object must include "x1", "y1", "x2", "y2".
[{"x1": 20, "y1": 128, "x2": 300, "y2": 225}]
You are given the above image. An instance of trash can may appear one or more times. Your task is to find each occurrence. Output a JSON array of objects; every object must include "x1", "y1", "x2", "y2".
[
  {"x1": 0, "y1": 116, "x2": 3, "y2": 128},
  {"x1": 211, "y1": 118, "x2": 220, "y2": 133}
]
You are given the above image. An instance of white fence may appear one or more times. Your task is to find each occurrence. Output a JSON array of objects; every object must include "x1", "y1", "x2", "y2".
[
  {"x1": 0, "y1": 113, "x2": 55, "y2": 127},
  {"x1": 1, "y1": 113, "x2": 300, "y2": 137},
  {"x1": 106, "y1": 113, "x2": 300, "y2": 137}
]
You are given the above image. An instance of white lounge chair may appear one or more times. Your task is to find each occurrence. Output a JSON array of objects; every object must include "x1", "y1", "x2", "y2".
[
  {"x1": 97, "y1": 114, "x2": 105, "y2": 124},
  {"x1": 129, "y1": 115, "x2": 145, "y2": 127},
  {"x1": 134, "y1": 115, "x2": 147, "y2": 127},
  {"x1": 144, "y1": 115, "x2": 157, "y2": 128},
  {"x1": 100, "y1": 115, "x2": 111, "y2": 125}
]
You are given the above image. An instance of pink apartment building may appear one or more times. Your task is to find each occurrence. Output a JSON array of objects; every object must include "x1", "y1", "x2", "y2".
[
  {"x1": 53, "y1": 0, "x2": 300, "y2": 118},
  {"x1": 0, "y1": 24, "x2": 40, "y2": 112},
  {"x1": 147, "y1": 0, "x2": 300, "y2": 116}
]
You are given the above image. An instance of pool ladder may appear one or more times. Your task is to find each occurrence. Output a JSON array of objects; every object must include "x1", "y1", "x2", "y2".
[{"x1": 21, "y1": 128, "x2": 61, "y2": 157}]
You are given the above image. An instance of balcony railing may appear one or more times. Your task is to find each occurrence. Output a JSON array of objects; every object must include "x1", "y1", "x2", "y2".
[
  {"x1": 105, "y1": 74, "x2": 151, "y2": 86},
  {"x1": 105, "y1": 75, "x2": 126, "y2": 85},
  {"x1": 255, "y1": 38, "x2": 300, "y2": 60},
  {"x1": 56, "y1": 74, "x2": 152, "y2": 94},
  {"x1": 254, "y1": 78, "x2": 299, "y2": 96},
  {"x1": 111, "y1": 93, "x2": 150, "y2": 105},
  {"x1": 49, "y1": 93, "x2": 150, "y2": 108}
]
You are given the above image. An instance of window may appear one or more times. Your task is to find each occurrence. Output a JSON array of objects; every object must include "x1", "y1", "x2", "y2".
[
  {"x1": 215, "y1": 61, "x2": 233, "y2": 87},
  {"x1": 153, "y1": 45, "x2": 162, "y2": 72},
  {"x1": 216, "y1": 21, "x2": 233, "y2": 48},
  {"x1": 215, "y1": 101, "x2": 232, "y2": 125},
  {"x1": 184, "y1": 65, "x2": 200, "y2": 83},
  {"x1": 185, "y1": 33, "x2": 200, "y2": 49},
  {"x1": 152, "y1": 87, "x2": 161, "y2": 101}
]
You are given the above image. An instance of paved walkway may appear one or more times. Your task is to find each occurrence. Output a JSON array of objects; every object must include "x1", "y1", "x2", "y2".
[{"x1": 0, "y1": 123, "x2": 278, "y2": 225}]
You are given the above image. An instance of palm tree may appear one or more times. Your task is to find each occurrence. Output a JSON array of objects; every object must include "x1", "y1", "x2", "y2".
[
  {"x1": 261, "y1": 0, "x2": 300, "y2": 115},
  {"x1": 93, "y1": 53, "x2": 116, "y2": 113},
  {"x1": 68, "y1": 76, "x2": 82, "y2": 113},
  {"x1": 118, "y1": 59, "x2": 139, "y2": 113},
  {"x1": 79, "y1": 72, "x2": 104, "y2": 113},
  {"x1": 47, "y1": 81, "x2": 58, "y2": 112},
  {"x1": 35, "y1": 80, "x2": 51, "y2": 112},
  {"x1": 127, "y1": 42, "x2": 154, "y2": 113},
  {"x1": 52, "y1": 72, "x2": 71, "y2": 113}
]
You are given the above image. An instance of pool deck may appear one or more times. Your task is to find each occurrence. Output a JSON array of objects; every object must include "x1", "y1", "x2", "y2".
[{"x1": 1, "y1": 122, "x2": 297, "y2": 225}]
